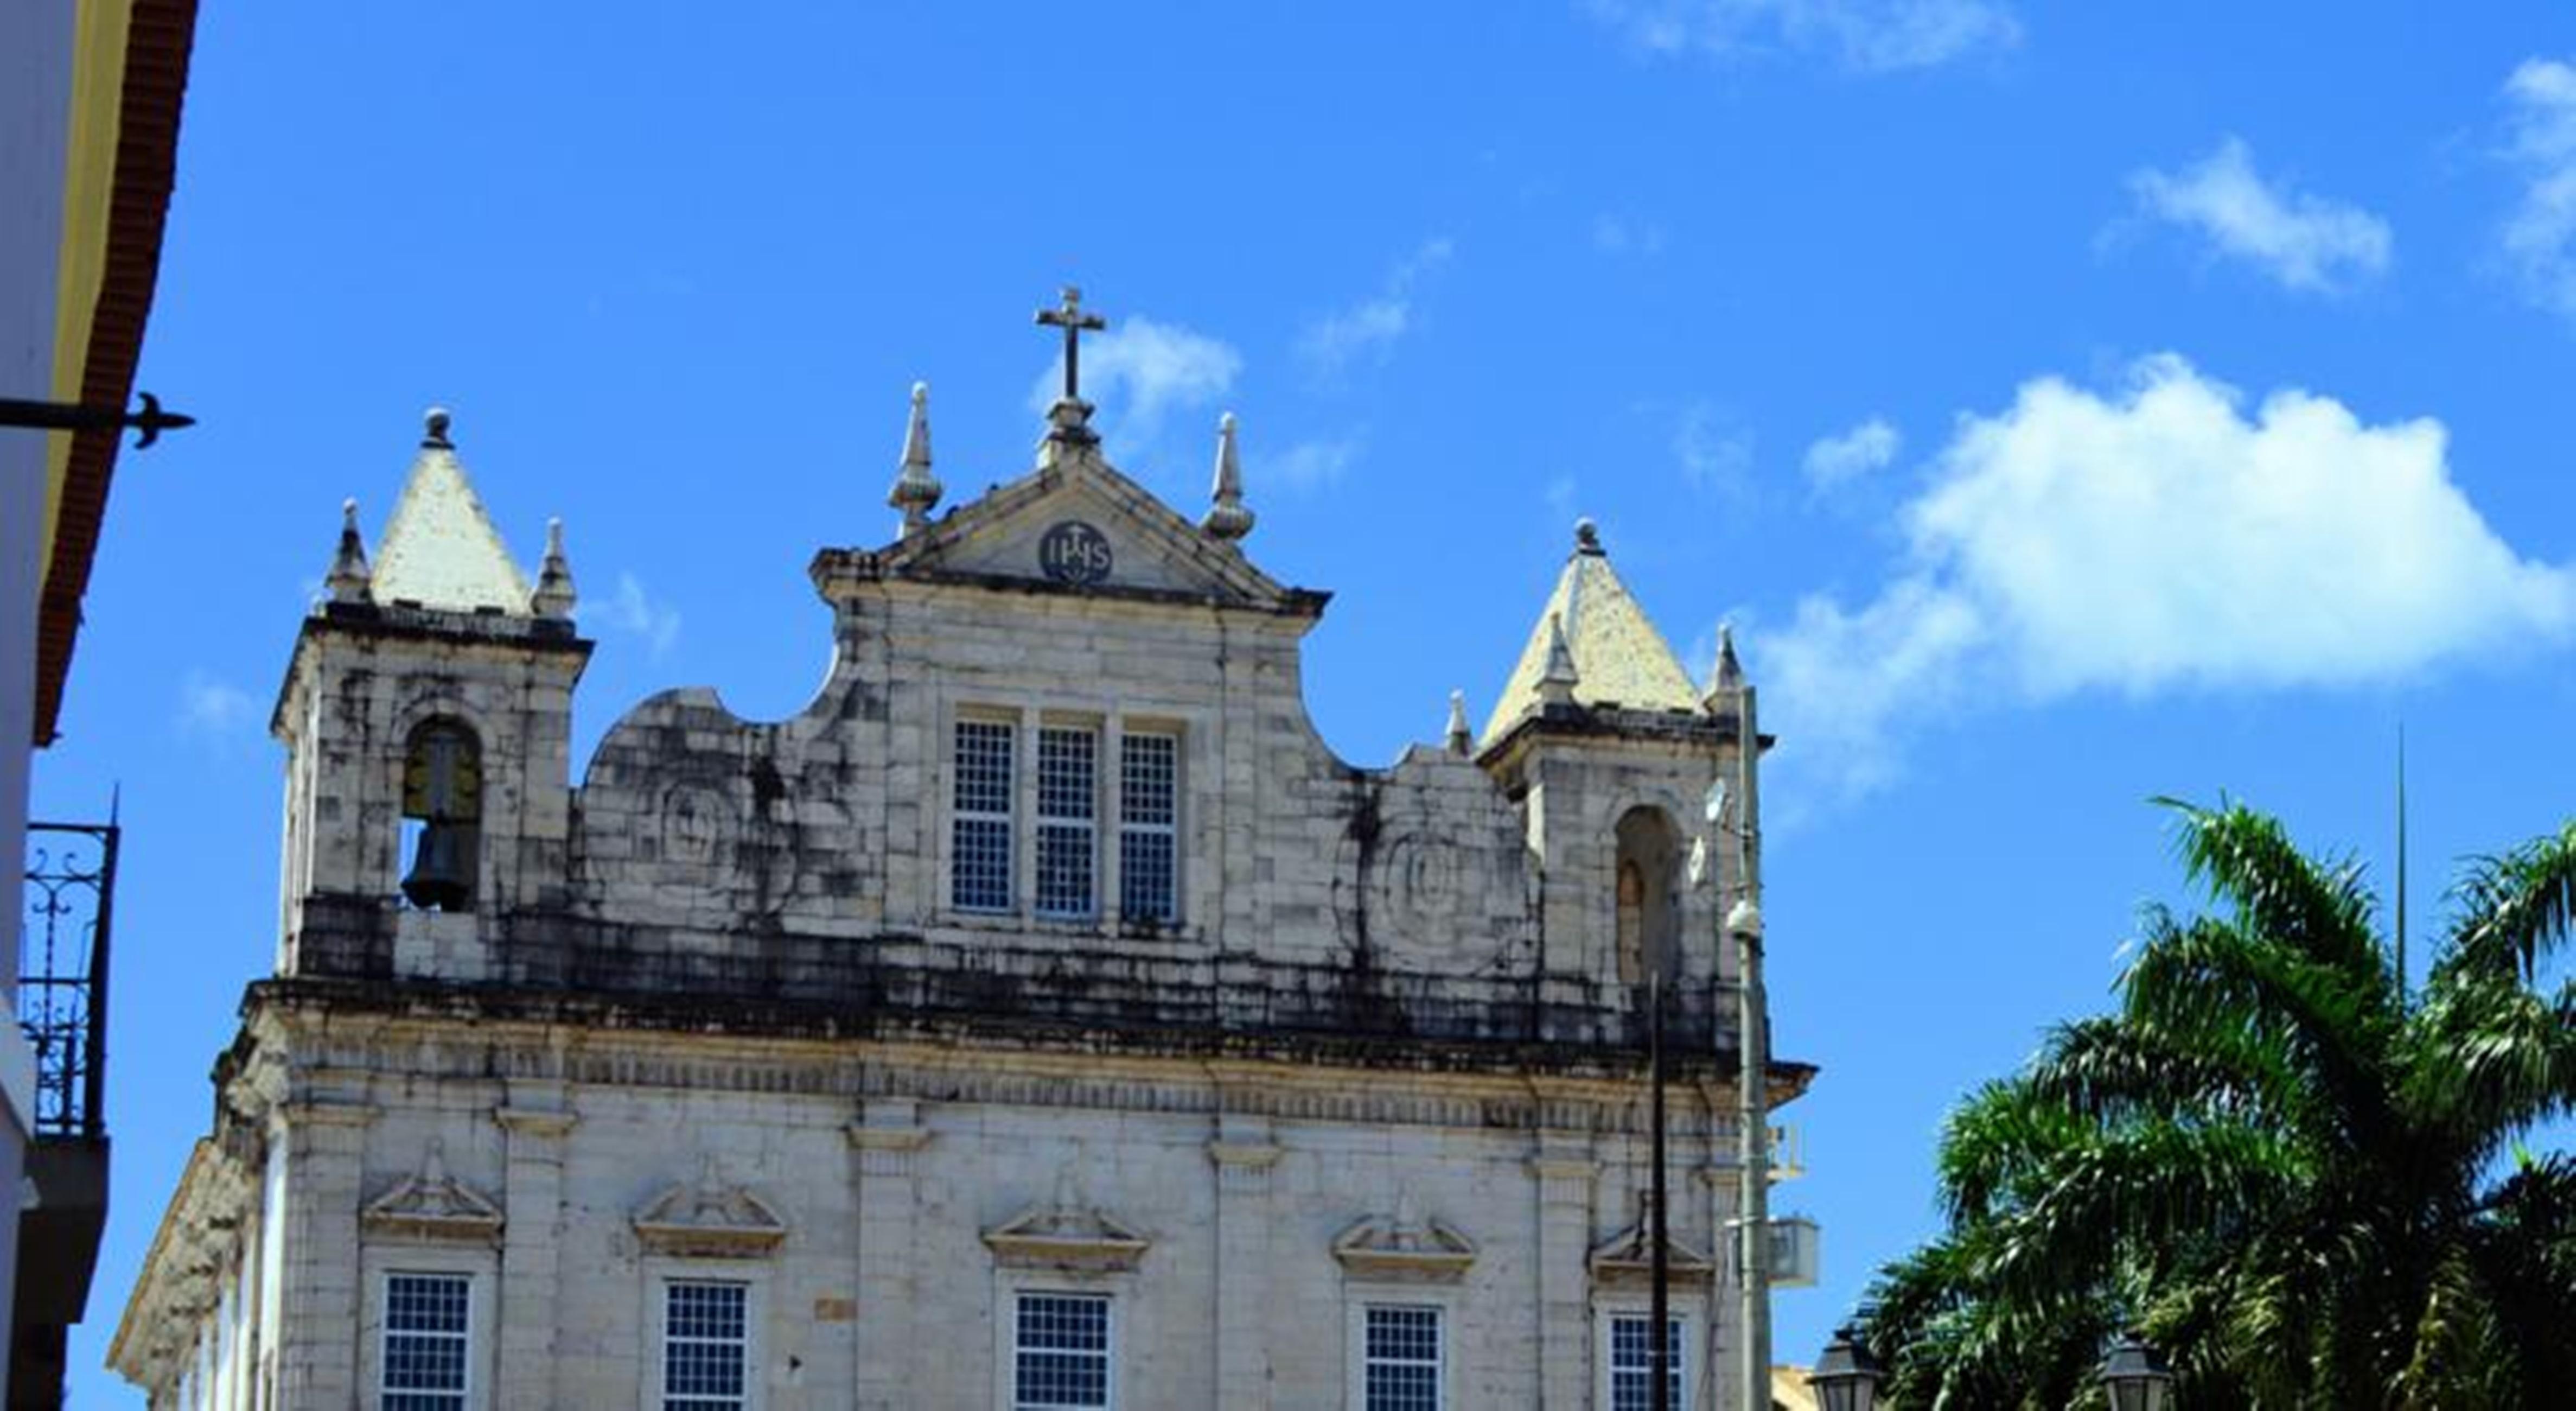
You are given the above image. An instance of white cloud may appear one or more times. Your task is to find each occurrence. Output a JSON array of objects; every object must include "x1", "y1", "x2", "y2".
[
  {"x1": 1675, "y1": 403, "x2": 1756, "y2": 501},
  {"x1": 177, "y1": 671, "x2": 259, "y2": 745},
  {"x1": 2502, "y1": 56, "x2": 2576, "y2": 319},
  {"x1": 1588, "y1": 0, "x2": 2019, "y2": 74},
  {"x1": 1760, "y1": 355, "x2": 2576, "y2": 799},
  {"x1": 1270, "y1": 436, "x2": 1364, "y2": 491},
  {"x1": 1592, "y1": 214, "x2": 1668, "y2": 256},
  {"x1": 1029, "y1": 314, "x2": 1243, "y2": 443},
  {"x1": 1802, "y1": 417, "x2": 1901, "y2": 490},
  {"x1": 1298, "y1": 238, "x2": 1455, "y2": 377},
  {"x1": 2129, "y1": 137, "x2": 2392, "y2": 293},
  {"x1": 582, "y1": 571, "x2": 683, "y2": 658}
]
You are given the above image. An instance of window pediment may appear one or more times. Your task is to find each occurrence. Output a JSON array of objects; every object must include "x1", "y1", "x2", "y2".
[
  {"x1": 1332, "y1": 1192, "x2": 1477, "y2": 1284},
  {"x1": 632, "y1": 1156, "x2": 788, "y2": 1257},
  {"x1": 1587, "y1": 1197, "x2": 1713, "y2": 1289},
  {"x1": 362, "y1": 1140, "x2": 503, "y2": 1243},
  {"x1": 982, "y1": 1168, "x2": 1151, "y2": 1272}
]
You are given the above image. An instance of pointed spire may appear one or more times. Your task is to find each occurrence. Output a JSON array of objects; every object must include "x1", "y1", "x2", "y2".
[
  {"x1": 1445, "y1": 690, "x2": 1472, "y2": 755},
  {"x1": 1478, "y1": 514, "x2": 1700, "y2": 744},
  {"x1": 531, "y1": 517, "x2": 577, "y2": 619},
  {"x1": 888, "y1": 381, "x2": 943, "y2": 532},
  {"x1": 1704, "y1": 622, "x2": 1744, "y2": 710},
  {"x1": 1539, "y1": 611, "x2": 1580, "y2": 707},
  {"x1": 372, "y1": 406, "x2": 535, "y2": 613},
  {"x1": 1201, "y1": 411, "x2": 1255, "y2": 542},
  {"x1": 326, "y1": 497, "x2": 373, "y2": 604}
]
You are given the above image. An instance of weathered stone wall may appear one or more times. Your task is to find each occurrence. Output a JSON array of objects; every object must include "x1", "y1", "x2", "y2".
[{"x1": 124, "y1": 995, "x2": 1762, "y2": 1410}]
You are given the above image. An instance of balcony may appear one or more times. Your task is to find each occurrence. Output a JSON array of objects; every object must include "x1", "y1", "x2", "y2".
[{"x1": 16, "y1": 821, "x2": 116, "y2": 1410}]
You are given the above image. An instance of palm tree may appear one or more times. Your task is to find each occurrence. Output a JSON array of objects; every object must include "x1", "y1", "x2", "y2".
[{"x1": 1859, "y1": 800, "x2": 2576, "y2": 1408}]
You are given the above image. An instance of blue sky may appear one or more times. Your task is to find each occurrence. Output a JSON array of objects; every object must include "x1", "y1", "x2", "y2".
[{"x1": 39, "y1": 1, "x2": 2576, "y2": 1394}]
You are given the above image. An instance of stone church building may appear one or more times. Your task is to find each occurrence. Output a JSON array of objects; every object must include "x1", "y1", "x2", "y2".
[{"x1": 112, "y1": 316, "x2": 1814, "y2": 1409}]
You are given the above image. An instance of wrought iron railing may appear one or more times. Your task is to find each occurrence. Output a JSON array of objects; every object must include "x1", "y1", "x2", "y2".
[{"x1": 21, "y1": 821, "x2": 116, "y2": 1139}]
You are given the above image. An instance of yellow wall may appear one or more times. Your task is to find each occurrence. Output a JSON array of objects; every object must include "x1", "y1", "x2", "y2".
[{"x1": 39, "y1": 0, "x2": 138, "y2": 587}]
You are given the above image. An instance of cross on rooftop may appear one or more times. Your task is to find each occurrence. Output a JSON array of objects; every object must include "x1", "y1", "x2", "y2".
[{"x1": 1036, "y1": 287, "x2": 1108, "y2": 406}]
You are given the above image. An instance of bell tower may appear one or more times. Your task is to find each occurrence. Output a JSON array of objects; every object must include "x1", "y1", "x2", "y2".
[
  {"x1": 1475, "y1": 519, "x2": 1756, "y2": 1040},
  {"x1": 269, "y1": 409, "x2": 591, "y2": 979}
]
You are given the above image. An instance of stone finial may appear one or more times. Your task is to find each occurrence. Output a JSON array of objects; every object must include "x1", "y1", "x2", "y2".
[
  {"x1": 531, "y1": 517, "x2": 577, "y2": 619},
  {"x1": 326, "y1": 497, "x2": 373, "y2": 605},
  {"x1": 422, "y1": 405, "x2": 454, "y2": 449},
  {"x1": 1539, "y1": 611, "x2": 1580, "y2": 707},
  {"x1": 1705, "y1": 622, "x2": 1744, "y2": 710},
  {"x1": 888, "y1": 380, "x2": 943, "y2": 531},
  {"x1": 1445, "y1": 690, "x2": 1471, "y2": 755},
  {"x1": 1574, "y1": 517, "x2": 1603, "y2": 555},
  {"x1": 1201, "y1": 411, "x2": 1255, "y2": 542}
]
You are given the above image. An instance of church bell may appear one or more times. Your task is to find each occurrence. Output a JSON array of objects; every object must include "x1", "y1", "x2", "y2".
[{"x1": 401, "y1": 822, "x2": 475, "y2": 911}]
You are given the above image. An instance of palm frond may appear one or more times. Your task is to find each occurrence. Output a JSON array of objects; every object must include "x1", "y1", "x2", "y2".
[
  {"x1": 2439, "y1": 820, "x2": 2576, "y2": 985},
  {"x1": 2157, "y1": 797, "x2": 2385, "y2": 987}
]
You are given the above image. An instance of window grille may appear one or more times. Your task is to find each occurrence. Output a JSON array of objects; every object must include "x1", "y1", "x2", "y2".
[
  {"x1": 1118, "y1": 733, "x2": 1178, "y2": 923},
  {"x1": 662, "y1": 1281, "x2": 749, "y2": 1411},
  {"x1": 952, "y1": 720, "x2": 1016, "y2": 912},
  {"x1": 1608, "y1": 1315, "x2": 1685, "y2": 1411},
  {"x1": 1035, "y1": 727, "x2": 1097, "y2": 918},
  {"x1": 380, "y1": 1273, "x2": 469, "y2": 1411},
  {"x1": 1014, "y1": 1292, "x2": 1111, "y2": 1409},
  {"x1": 1363, "y1": 1305, "x2": 1443, "y2": 1411}
]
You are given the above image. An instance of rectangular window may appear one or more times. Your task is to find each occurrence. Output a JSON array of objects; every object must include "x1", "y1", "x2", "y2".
[
  {"x1": 952, "y1": 720, "x2": 1016, "y2": 912},
  {"x1": 1608, "y1": 1315, "x2": 1685, "y2": 1411},
  {"x1": 1363, "y1": 1305, "x2": 1443, "y2": 1411},
  {"x1": 1013, "y1": 1292, "x2": 1111, "y2": 1409},
  {"x1": 1118, "y1": 732, "x2": 1178, "y2": 923},
  {"x1": 662, "y1": 1281, "x2": 749, "y2": 1411},
  {"x1": 1035, "y1": 726, "x2": 1098, "y2": 918},
  {"x1": 380, "y1": 1273, "x2": 469, "y2": 1411}
]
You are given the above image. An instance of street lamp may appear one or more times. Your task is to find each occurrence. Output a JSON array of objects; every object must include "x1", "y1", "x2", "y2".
[
  {"x1": 1806, "y1": 1325, "x2": 1886, "y2": 1411},
  {"x1": 2099, "y1": 1331, "x2": 2176, "y2": 1411}
]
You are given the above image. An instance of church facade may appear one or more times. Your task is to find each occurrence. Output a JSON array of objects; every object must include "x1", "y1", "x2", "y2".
[{"x1": 112, "y1": 314, "x2": 1813, "y2": 1410}]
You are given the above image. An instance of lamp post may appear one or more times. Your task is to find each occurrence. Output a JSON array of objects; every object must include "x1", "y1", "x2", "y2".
[
  {"x1": 1806, "y1": 1325, "x2": 1886, "y2": 1411},
  {"x1": 2099, "y1": 1332, "x2": 2176, "y2": 1411},
  {"x1": 1730, "y1": 681, "x2": 1771, "y2": 1411}
]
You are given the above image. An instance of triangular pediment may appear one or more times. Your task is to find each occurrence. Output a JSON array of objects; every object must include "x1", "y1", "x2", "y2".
[
  {"x1": 1587, "y1": 1197, "x2": 1714, "y2": 1289},
  {"x1": 1331, "y1": 1194, "x2": 1478, "y2": 1283},
  {"x1": 632, "y1": 1156, "x2": 788, "y2": 1257},
  {"x1": 362, "y1": 1141, "x2": 503, "y2": 1244},
  {"x1": 981, "y1": 1166, "x2": 1152, "y2": 1272},
  {"x1": 877, "y1": 446, "x2": 1296, "y2": 609}
]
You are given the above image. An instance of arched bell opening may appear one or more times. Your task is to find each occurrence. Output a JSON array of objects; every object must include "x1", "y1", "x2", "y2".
[
  {"x1": 399, "y1": 719, "x2": 482, "y2": 912},
  {"x1": 1614, "y1": 805, "x2": 1681, "y2": 989}
]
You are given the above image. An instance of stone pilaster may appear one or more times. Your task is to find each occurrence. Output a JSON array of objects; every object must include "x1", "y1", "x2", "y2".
[
  {"x1": 1208, "y1": 1115, "x2": 1283, "y2": 1408},
  {"x1": 272, "y1": 1099, "x2": 377, "y2": 1408},
  {"x1": 849, "y1": 1099, "x2": 933, "y2": 1411},
  {"x1": 1530, "y1": 1132, "x2": 1597, "y2": 1411},
  {"x1": 495, "y1": 1089, "x2": 578, "y2": 1406}
]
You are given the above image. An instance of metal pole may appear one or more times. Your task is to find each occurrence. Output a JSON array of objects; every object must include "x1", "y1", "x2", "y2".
[
  {"x1": 1649, "y1": 959, "x2": 1669, "y2": 1411},
  {"x1": 85, "y1": 819, "x2": 118, "y2": 1138},
  {"x1": 1735, "y1": 682, "x2": 1771, "y2": 1411}
]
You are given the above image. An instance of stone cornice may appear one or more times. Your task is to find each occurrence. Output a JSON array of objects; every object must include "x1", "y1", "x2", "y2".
[
  {"x1": 493, "y1": 1104, "x2": 578, "y2": 1138},
  {"x1": 234, "y1": 981, "x2": 1814, "y2": 1137}
]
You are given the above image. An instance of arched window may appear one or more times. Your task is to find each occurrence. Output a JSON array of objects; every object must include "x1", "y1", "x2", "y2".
[
  {"x1": 400, "y1": 720, "x2": 481, "y2": 912},
  {"x1": 1614, "y1": 806, "x2": 1680, "y2": 987}
]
